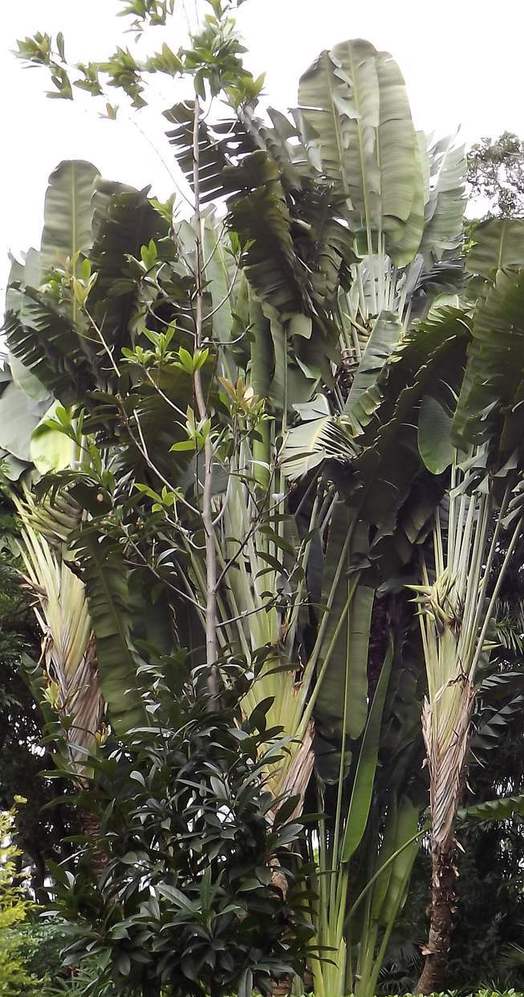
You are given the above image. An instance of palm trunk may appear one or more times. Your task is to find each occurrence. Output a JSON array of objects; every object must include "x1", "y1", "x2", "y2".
[
  {"x1": 416, "y1": 688, "x2": 473, "y2": 994},
  {"x1": 416, "y1": 838, "x2": 457, "y2": 994}
]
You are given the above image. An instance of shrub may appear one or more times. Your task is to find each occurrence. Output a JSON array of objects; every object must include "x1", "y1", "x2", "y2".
[{"x1": 0, "y1": 806, "x2": 39, "y2": 995}]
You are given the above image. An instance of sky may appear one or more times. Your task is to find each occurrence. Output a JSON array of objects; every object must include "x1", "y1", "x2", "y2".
[{"x1": 1, "y1": 0, "x2": 524, "y2": 296}]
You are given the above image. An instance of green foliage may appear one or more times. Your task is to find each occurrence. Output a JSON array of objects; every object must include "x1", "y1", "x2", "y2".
[
  {"x1": 16, "y1": 0, "x2": 260, "y2": 108},
  {"x1": 0, "y1": 808, "x2": 41, "y2": 995},
  {"x1": 49, "y1": 663, "x2": 313, "y2": 997}
]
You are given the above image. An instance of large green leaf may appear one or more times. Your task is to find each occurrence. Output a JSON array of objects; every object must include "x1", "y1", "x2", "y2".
[
  {"x1": 341, "y1": 639, "x2": 394, "y2": 861},
  {"x1": 378, "y1": 796, "x2": 420, "y2": 926},
  {"x1": 6, "y1": 253, "x2": 51, "y2": 403},
  {"x1": 73, "y1": 527, "x2": 146, "y2": 734},
  {"x1": 297, "y1": 40, "x2": 424, "y2": 265},
  {"x1": 87, "y1": 183, "x2": 172, "y2": 356},
  {"x1": 40, "y1": 160, "x2": 100, "y2": 274},
  {"x1": 458, "y1": 793, "x2": 524, "y2": 823},
  {"x1": 420, "y1": 135, "x2": 466, "y2": 259},
  {"x1": 453, "y1": 268, "x2": 524, "y2": 458},
  {"x1": 30, "y1": 401, "x2": 78, "y2": 474},
  {"x1": 165, "y1": 101, "x2": 254, "y2": 204},
  {"x1": 466, "y1": 218, "x2": 524, "y2": 276},
  {"x1": 417, "y1": 395, "x2": 453, "y2": 474},
  {"x1": 316, "y1": 506, "x2": 373, "y2": 740},
  {"x1": 0, "y1": 378, "x2": 50, "y2": 462},
  {"x1": 203, "y1": 217, "x2": 234, "y2": 343},
  {"x1": 4, "y1": 287, "x2": 96, "y2": 405},
  {"x1": 292, "y1": 184, "x2": 355, "y2": 309},
  {"x1": 225, "y1": 151, "x2": 310, "y2": 316},
  {"x1": 344, "y1": 311, "x2": 403, "y2": 432},
  {"x1": 353, "y1": 308, "x2": 469, "y2": 541},
  {"x1": 281, "y1": 399, "x2": 355, "y2": 481}
]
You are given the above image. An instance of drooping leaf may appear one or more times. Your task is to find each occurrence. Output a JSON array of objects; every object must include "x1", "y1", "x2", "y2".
[
  {"x1": 281, "y1": 411, "x2": 355, "y2": 481},
  {"x1": 4, "y1": 286, "x2": 96, "y2": 405},
  {"x1": 225, "y1": 151, "x2": 311, "y2": 316},
  {"x1": 72, "y1": 526, "x2": 146, "y2": 734},
  {"x1": 165, "y1": 101, "x2": 254, "y2": 204},
  {"x1": 344, "y1": 311, "x2": 403, "y2": 432},
  {"x1": 417, "y1": 394, "x2": 453, "y2": 474},
  {"x1": 466, "y1": 218, "x2": 524, "y2": 276},
  {"x1": 6, "y1": 254, "x2": 51, "y2": 403},
  {"x1": 353, "y1": 308, "x2": 469, "y2": 541},
  {"x1": 458, "y1": 793, "x2": 524, "y2": 823},
  {"x1": 421, "y1": 135, "x2": 466, "y2": 259},
  {"x1": 0, "y1": 378, "x2": 51, "y2": 462},
  {"x1": 87, "y1": 183, "x2": 172, "y2": 356},
  {"x1": 453, "y1": 267, "x2": 524, "y2": 460}
]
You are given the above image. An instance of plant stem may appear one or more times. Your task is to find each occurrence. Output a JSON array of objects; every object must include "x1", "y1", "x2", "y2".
[{"x1": 192, "y1": 94, "x2": 219, "y2": 699}]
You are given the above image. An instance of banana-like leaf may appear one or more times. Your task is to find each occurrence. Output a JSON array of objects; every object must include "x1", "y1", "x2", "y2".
[
  {"x1": 0, "y1": 376, "x2": 50, "y2": 462},
  {"x1": 466, "y1": 218, "x2": 524, "y2": 276},
  {"x1": 458, "y1": 793, "x2": 524, "y2": 823},
  {"x1": 341, "y1": 640, "x2": 393, "y2": 861},
  {"x1": 297, "y1": 40, "x2": 424, "y2": 265},
  {"x1": 4, "y1": 287, "x2": 96, "y2": 405},
  {"x1": 203, "y1": 216, "x2": 235, "y2": 346},
  {"x1": 353, "y1": 309, "x2": 469, "y2": 542},
  {"x1": 225, "y1": 151, "x2": 311, "y2": 316},
  {"x1": 240, "y1": 103, "x2": 313, "y2": 189},
  {"x1": 417, "y1": 395, "x2": 453, "y2": 474},
  {"x1": 40, "y1": 160, "x2": 100, "y2": 275},
  {"x1": 370, "y1": 796, "x2": 399, "y2": 921},
  {"x1": 73, "y1": 526, "x2": 146, "y2": 734},
  {"x1": 6, "y1": 255, "x2": 51, "y2": 404},
  {"x1": 472, "y1": 695, "x2": 524, "y2": 753},
  {"x1": 316, "y1": 507, "x2": 373, "y2": 739},
  {"x1": 30, "y1": 400, "x2": 78, "y2": 475},
  {"x1": 370, "y1": 796, "x2": 420, "y2": 927},
  {"x1": 344, "y1": 311, "x2": 403, "y2": 432},
  {"x1": 4, "y1": 162, "x2": 103, "y2": 405},
  {"x1": 453, "y1": 268, "x2": 524, "y2": 458},
  {"x1": 378, "y1": 796, "x2": 420, "y2": 926},
  {"x1": 420, "y1": 135, "x2": 466, "y2": 259},
  {"x1": 281, "y1": 407, "x2": 355, "y2": 481},
  {"x1": 293, "y1": 184, "x2": 355, "y2": 308},
  {"x1": 87, "y1": 183, "x2": 171, "y2": 356},
  {"x1": 165, "y1": 101, "x2": 254, "y2": 204}
]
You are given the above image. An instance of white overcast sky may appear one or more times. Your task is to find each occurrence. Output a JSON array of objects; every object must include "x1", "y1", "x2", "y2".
[{"x1": 1, "y1": 0, "x2": 524, "y2": 296}]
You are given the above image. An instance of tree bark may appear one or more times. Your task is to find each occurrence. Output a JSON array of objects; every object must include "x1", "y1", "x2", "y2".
[
  {"x1": 79, "y1": 809, "x2": 108, "y2": 880},
  {"x1": 192, "y1": 95, "x2": 220, "y2": 703},
  {"x1": 416, "y1": 839, "x2": 457, "y2": 994}
]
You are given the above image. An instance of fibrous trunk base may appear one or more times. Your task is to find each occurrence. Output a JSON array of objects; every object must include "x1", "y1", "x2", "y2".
[{"x1": 416, "y1": 841, "x2": 457, "y2": 994}]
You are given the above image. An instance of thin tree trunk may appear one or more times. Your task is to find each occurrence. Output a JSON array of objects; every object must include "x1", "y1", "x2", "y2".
[
  {"x1": 79, "y1": 810, "x2": 108, "y2": 880},
  {"x1": 416, "y1": 839, "x2": 457, "y2": 994},
  {"x1": 192, "y1": 94, "x2": 219, "y2": 702}
]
